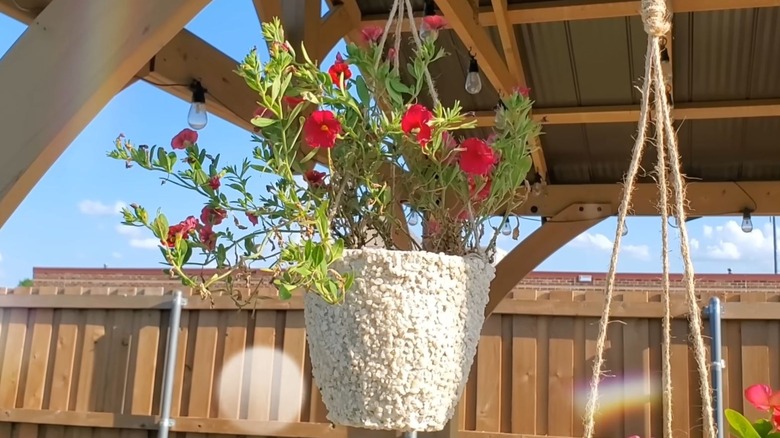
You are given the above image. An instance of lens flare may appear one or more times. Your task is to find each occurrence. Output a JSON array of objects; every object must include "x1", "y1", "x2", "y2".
[{"x1": 215, "y1": 345, "x2": 309, "y2": 434}]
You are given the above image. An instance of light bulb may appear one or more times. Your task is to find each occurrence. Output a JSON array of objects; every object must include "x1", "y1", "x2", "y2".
[
  {"x1": 621, "y1": 223, "x2": 628, "y2": 237},
  {"x1": 741, "y1": 209, "x2": 753, "y2": 233},
  {"x1": 501, "y1": 220, "x2": 511, "y2": 236},
  {"x1": 407, "y1": 213, "x2": 419, "y2": 226},
  {"x1": 188, "y1": 102, "x2": 208, "y2": 130},
  {"x1": 188, "y1": 80, "x2": 208, "y2": 130},
  {"x1": 465, "y1": 56, "x2": 482, "y2": 95}
]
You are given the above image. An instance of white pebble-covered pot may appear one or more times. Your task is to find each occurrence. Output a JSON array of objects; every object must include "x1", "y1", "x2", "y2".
[{"x1": 303, "y1": 248, "x2": 495, "y2": 432}]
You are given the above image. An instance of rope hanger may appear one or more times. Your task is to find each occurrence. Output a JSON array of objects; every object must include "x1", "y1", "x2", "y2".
[
  {"x1": 377, "y1": 0, "x2": 716, "y2": 436},
  {"x1": 582, "y1": 0, "x2": 716, "y2": 437}
]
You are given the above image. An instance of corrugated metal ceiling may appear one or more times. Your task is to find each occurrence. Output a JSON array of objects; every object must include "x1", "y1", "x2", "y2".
[{"x1": 353, "y1": 2, "x2": 780, "y2": 185}]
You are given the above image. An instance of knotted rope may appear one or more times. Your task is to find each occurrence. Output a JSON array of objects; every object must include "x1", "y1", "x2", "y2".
[{"x1": 581, "y1": 1, "x2": 717, "y2": 437}]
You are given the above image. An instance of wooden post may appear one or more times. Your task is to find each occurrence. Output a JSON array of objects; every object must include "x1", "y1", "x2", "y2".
[{"x1": 0, "y1": 0, "x2": 211, "y2": 228}]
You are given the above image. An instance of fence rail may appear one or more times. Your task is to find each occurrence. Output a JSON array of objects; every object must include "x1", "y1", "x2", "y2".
[{"x1": 1, "y1": 286, "x2": 779, "y2": 437}]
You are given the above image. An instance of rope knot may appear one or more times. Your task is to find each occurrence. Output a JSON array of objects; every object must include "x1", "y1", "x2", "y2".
[{"x1": 641, "y1": 0, "x2": 671, "y2": 37}]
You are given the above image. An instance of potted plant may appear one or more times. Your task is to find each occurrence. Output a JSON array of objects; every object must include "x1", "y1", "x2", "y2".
[{"x1": 108, "y1": 18, "x2": 539, "y2": 432}]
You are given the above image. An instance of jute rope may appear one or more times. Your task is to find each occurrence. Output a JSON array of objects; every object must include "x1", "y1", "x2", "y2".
[
  {"x1": 374, "y1": 0, "x2": 441, "y2": 107},
  {"x1": 581, "y1": 0, "x2": 717, "y2": 437}
]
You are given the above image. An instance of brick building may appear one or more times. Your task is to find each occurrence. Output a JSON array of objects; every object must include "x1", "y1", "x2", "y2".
[{"x1": 31, "y1": 267, "x2": 780, "y2": 293}]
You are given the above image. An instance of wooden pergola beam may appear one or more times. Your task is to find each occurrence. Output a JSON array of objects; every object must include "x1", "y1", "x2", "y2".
[
  {"x1": 466, "y1": 98, "x2": 780, "y2": 127},
  {"x1": 362, "y1": 0, "x2": 780, "y2": 29},
  {"x1": 435, "y1": 0, "x2": 549, "y2": 179},
  {"x1": 486, "y1": 203, "x2": 607, "y2": 316},
  {"x1": 515, "y1": 181, "x2": 780, "y2": 218},
  {"x1": 0, "y1": 0, "x2": 210, "y2": 228}
]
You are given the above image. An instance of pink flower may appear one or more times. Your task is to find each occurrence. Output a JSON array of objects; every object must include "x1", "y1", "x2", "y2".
[
  {"x1": 514, "y1": 86, "x2": 531, "y2": 98},
  {"x1": 745, "y1": 384, "x2": 780, "y2": 412},
  {"x1": 361, "y1": 26, "x2": 383, "y2": 44},
  {"x1": 422, "y1": 15, "x2": 447, "y2": 32},
  {"x1": 387, "y1": 48, "x2": 397, "y2": 62},
  {"x1": 171, "y1": 128, "x2": 198, "y2": 150}
]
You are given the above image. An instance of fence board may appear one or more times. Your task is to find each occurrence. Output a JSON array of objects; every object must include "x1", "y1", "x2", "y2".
[{"x1": 2, "y1": 289, "x2": 780, "y2": 438}]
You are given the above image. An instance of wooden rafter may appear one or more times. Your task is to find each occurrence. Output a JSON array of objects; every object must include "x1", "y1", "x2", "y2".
[
  {"x1": 466, "y1": 98, "x2": 780, "y2": 127},
  {"x1": 491, "y1": 0, "x2": 524, "y2": 84},
  {"x1": 0, "y1": 0, "x2": 210, "y2": 228},
  {"x1": 362, "y1": 0, "x2": 780, "y2": 29},
  {"x1": 486, "y1": 203, "x2": 607, "y2": 316},
  {"x1": 515, "y1": 181, "x2": 780, "y2": 217},
  {"x1": 435, "y1": 0, "x2": 549, "y2": 179}
]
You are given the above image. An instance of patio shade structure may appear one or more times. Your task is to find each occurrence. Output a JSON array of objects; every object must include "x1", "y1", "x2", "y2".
[{"x1": 1, "y1": 0, "x2": 780, "y2": 434}]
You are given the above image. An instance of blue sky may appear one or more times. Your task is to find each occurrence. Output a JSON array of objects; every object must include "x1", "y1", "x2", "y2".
[{"x1": 0, "y1": 1, "x2": 776, "y2": 286}]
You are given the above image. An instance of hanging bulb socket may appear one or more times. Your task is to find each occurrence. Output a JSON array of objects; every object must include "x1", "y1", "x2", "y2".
[
  {"x1": 188, "y1": 80, "x2": 208, "y2": 130},
  {"x1": 465, "y1": 55, "x2": 482, "y2": 94},
  {"x1": 423, "y1": 0, "x2": 435, "y2": 16},
  {"x1": 741, "y1": 208, "x2": 754, "y2": 233}
]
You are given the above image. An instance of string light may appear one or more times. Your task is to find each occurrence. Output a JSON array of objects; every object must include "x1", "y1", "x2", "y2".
[
  {"x1": 464, "y1": 55, "x2": 482, "y2": 95},
  {"x1": 501, "y1": 219, "x2": 511, "y2": 236},
  {"x1": 188, "y1": 80, "x2": 208, "y2": 130},
  {"x1": 742, "y1": 208, "x2": 754, "y2": 233}
]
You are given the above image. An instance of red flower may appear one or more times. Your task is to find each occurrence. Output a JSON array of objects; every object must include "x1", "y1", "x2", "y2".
[
  {"x1": 361, "y1": 26, "x2": 383, "y2": 44},
  {"x1": 328, "y1": 53, "x2": 351, "y2": 88},
  {"x1": 283, "y1": 96, "x2": 305, "y2": 108},
  {"x1": 468, "y1": 176, "x2": 492, "y2": 202},
  {"x1": 200, "y1": 206, "x2": 227, "y2": 226},
  {"x1": 208, "y1": 175, "x2": 220, "y2": 190},
  {"x1": 426, "y1": 219, "x2": 441, "y2": 235},
  {"x1": 459, "y1": 138, "x2": 497, "y2": 176},
  {"x1": 171, "y1": 128, "x2": 198, "y2": 150},
  {"x1": 422, "y1": 15, "x2": 447, "y2": 32},
  {"x1": 164, "y1": 216, "x2": 198, "y2": 247},
  {"x1": 387, "y1": 48, "x2": 397, "y2": 62},
  {"x1": 253, "y1": 106, "x2": 272, "y2": 119},
  {"x1": 401, "y1": 104, "x2": 433, "y2": 147},
  {"x1": 514, "y1": 86, "x2": 531, "y2": 98},
  {"x1": 246, "y1": 212, "x2": 258, "y2": 226},
  {"x1": 304, "y1": 169, "x2": 327, "y2": 188},
  {"x1": 303, "y1": 110, "x2": 342, "y2": 148},
  {"x1": 199, "y1": 226, "x2": 217, "y2": 251}
]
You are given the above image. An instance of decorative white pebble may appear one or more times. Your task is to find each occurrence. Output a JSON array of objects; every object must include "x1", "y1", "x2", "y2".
[{"x1": 304, "y1": 248, "x2": 495, "y2": 432}]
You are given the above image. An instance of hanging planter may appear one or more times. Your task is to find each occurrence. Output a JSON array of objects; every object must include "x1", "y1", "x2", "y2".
[
  {"x1": 305, "y1": 248, "x2": 493, "y2": 431},
  {"x1": 107, "y1": 4, "x2": 539, "y2": 432}
]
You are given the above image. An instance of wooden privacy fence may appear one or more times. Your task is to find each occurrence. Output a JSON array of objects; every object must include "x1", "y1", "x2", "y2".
[{"x1": 1, "y1": 286, "x2": 780, "y2": 438}]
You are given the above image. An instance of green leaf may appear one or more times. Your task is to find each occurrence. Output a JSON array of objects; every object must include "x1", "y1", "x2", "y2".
[
  {"x1": 251, "y1": 117, "x2": 277, "y2": 128},
  {"x1": 725, "y1": 409, "x2": 761, "y2": 438},
  {"x1": 277, "y1": 282, "x2": 293, "y2": 300},
  {"x1": 355, "y1": 76, "x2": 370, "y2": 105},
  {"x1": 753, "y1": 419, "x2": 774, "y2": 437},
  {"x1": 765, "y1": 433, "x2": 780, "y2": 438},
  {"x1": 151, "y1": 214, "x2": 169, "y2": 240}
]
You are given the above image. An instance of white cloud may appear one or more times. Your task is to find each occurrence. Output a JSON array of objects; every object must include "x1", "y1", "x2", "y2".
[
  {"x1": 79, "y1": 200, "x2": 126, "y2": 216},
  {"x1": 111, "y1": 252, "x2": 123, "y2": 259},
  {"x1": 694, "y1": 220, "x2": 776, "y2": 265},
  {"x1": 0, "y1": 252, "x2": 3, "y2": 262},
  {"x1": 116, "y1": 224, "x2": 160, "y2": 250},
  {"x1": 572, "y1": 231, "x2": 651, "y2": 261}
]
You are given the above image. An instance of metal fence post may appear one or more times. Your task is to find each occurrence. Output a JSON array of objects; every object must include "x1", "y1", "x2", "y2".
[
  {"x1": 708, "y1": 297, "x2": 725, "y2": 438},
  {"x1": 158, "y1": 291, "x2": 187, "y2": 438}
]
